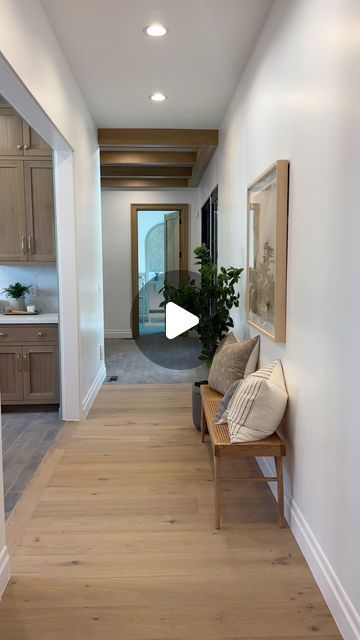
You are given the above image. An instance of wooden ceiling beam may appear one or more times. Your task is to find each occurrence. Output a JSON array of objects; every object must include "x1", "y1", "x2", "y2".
[
  {"x1": 100, "y1": 151, "x2": 197, "y2": 166},
  {"x1": 188, "y1": 145, "x2": 217, "y2": 187},
  {"x1": 98, "y1": 128, "x2": 218, "y2": 149},
  {"x1": 101, "y1": 178, "x2": 189, "y2": 189},
  {"x1": 101, "y1": 166, "x2": 193, "y2": 178}
]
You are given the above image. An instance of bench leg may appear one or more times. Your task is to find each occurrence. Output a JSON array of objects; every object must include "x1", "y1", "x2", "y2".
[
  {"x1": 200, "y1": 403, "x2": 206, "y2": 443},
  {"x1": 275, "y1": 456, "x2": 285, "y2": 528},
  {"x1": 214, "y1": 455, "x2": 221, "y2": 529}
]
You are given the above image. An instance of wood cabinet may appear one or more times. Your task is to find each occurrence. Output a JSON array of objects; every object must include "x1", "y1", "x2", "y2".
[
  {"x1": 0, "y1": 324, "x2": 59, "y2": 405},
  {"x1": 0, "y1": 346, "x2": 23, "y2": 402},
  {"x1": 0, "y1": 160, "x2": 27, "y2": 261},
  {"x1": 22, "y1": 124, "x2": 52, "y2": 157},
  {"x1": 0, "y1": 99, "x2": 55, "y2": 263},
  {"x1": 24, "y1": 160, "x2": 55, "y2": 262},
  {"x1": 0, "y1": 104, "x2": 51, "y2": 157},
  {"x1": 0, "y1": 159, "x2": 55, "y2": 263},
  {"x1": 22, "y1": 345, "x2": 59, "y2": 402},
  {"x1": 0, "y1": 108, "x2": 24, "y2": 156}
]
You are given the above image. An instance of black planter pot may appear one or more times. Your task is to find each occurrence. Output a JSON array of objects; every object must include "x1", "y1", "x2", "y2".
[{"x1": 192, "y1": 380, "x2": 208, "y2": 431}]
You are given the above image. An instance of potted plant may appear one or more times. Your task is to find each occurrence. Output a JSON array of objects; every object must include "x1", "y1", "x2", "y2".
[
  {"x1": 1, "y1": 282, "x2": 31, "y2": 311},
  {"x1": 160, "y1": 245, "x2": 243, "y2": 430},
  {"x1": 161, "y1": 245, "x2": 243, "y2": 364}
]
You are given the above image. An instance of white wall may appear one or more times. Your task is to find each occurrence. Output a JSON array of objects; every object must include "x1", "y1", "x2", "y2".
[
  {"x1": 0, "y1": 265, "x2": 58, "y2": 313},
  {"x1": 101, "y1": 189, "x2": 200, "y2": 337},
  {"x1": 0, "y1": 0, "x2": 105, "y2": 418},
  {"x1": 199, "y1": 1, "x2": 360, "y2": 638}
]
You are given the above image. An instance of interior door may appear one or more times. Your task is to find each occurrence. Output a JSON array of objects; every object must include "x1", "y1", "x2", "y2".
[
  {"x1": 201, "y1": 185, "x2": 218, "y2": 263},
  {"x1": 131, "y1": 204, "x2": 188, "y2": 338},
  {"x1": 164, "y1": 211, "x2": 180, "y2": 283}
]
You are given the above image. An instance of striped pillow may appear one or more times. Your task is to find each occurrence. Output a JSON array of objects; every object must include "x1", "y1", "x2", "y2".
[{"x1": 227, "y1": 360, "x2": 288, "y2": 443}]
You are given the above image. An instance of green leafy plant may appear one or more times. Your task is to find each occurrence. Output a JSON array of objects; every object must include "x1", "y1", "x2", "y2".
[
  {"x1": 160, "y1": 245, "x2": 243, "y2": 365},
  {"x1": 1, "y1": 282, "x2": 31, "y2": 299}
]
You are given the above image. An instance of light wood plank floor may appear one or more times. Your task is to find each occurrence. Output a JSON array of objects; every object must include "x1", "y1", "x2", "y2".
[{"x1": 0, "y1": 384, "x2": 342, "y2": 639}]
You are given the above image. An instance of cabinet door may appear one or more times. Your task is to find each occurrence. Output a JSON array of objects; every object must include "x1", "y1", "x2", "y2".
[
  {"x1": 0, "y1": 346, "x2": 24, "y2": 403},
  {"x1": 23, "y1": 345, "x2": 59, "y2": 402},
  {"x1": 0, "y1": 108, "x2": 24, "y2": 155},
  {"x1": 22, "y1": 123, "x2": 52, "y2": 157},
  {"x1": 0, "y1": 160, "x2": 27, "y2": 261},
  {"x1": 24, "y1": 160, "x2": 56, "y2": 262}
]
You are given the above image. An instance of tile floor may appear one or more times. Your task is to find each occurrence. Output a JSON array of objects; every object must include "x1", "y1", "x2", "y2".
[
  {"x1": 1, "y1": 410, "x2": 63, "y2": 518},
  {"x1": 105, "y1": 336, "x2": 208, "y2": 384}
]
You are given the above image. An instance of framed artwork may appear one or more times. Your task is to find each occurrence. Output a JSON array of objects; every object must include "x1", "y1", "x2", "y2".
[{"x1": 246, "y1": 160, "x2": 289, "y2": 342}]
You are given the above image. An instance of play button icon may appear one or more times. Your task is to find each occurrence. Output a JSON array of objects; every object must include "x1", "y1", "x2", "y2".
[{"x1": 165, "y1": 302, "x2": 199, "y2": 340}]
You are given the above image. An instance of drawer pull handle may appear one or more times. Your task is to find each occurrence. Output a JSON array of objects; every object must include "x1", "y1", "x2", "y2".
[
  {"x1": 37, "y1": 332, "x2": 45, "y2": 337},
  {"x1": 0, "y1": 332, "x2": 6, "y2": 337}
]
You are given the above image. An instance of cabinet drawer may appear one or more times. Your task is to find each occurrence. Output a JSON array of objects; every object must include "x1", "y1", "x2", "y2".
[{"x1": 0, "y1": 324, "x2": 58, "y2": 344}]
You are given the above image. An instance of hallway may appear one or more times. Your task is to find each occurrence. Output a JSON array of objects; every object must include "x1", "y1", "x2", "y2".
[{"x1": 0, "y1": 385, "x2": 340, "y2": 639}]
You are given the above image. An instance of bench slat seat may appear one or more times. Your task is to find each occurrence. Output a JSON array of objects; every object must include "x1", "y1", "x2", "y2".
[{"x1": 200, "y1": 384, "x2": 286, "y2": 529}]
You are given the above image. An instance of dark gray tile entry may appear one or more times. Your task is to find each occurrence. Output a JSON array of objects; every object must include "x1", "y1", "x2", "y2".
[{"x1": 1, "y1": 410, "x2": 63, "y2": 519}]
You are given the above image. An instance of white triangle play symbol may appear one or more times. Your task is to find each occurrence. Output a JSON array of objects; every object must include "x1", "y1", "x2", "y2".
[{"x1": 165, "y1": 302, "x2": 199, "y2": 340}]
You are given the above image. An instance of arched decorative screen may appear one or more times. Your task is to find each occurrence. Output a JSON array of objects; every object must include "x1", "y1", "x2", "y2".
[{"x1": 146, "y1": 222, "x2": 164, "y2": 274}]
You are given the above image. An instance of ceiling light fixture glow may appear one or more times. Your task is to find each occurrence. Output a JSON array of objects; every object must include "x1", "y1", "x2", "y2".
[
  {"x1": 144, "y1": 23, "x2": 168, "y2": 37},
  {"x1": 149, "y1": 92, "x2": 167, "y2": 102}
]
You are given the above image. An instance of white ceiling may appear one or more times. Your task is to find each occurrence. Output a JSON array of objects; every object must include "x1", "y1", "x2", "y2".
[{"x1": 40, "y1": 0, "x2": 273, "y2": 128}]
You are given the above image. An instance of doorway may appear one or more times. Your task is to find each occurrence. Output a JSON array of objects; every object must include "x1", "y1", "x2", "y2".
[
  {"x1": 0, "y1": 53, "x2": 83, "y2": 421},
  {"x1": 201, "y1": 185, "x2": 218, "y2": 264},
  {"x1": 130, "y1": 204, "x2": 188, "y2": 338}
]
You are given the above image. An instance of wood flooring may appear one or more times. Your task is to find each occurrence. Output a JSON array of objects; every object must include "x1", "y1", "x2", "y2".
[{"x1": 0, "y1": 384, "x2": 342, "y2": 639}]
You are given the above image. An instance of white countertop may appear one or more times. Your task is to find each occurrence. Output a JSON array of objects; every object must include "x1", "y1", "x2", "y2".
[{"x1": 0, "y1": 312, "x2": 58, "y2": 324}]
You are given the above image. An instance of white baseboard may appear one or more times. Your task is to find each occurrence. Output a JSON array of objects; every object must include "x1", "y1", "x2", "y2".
[
  {"x1": 105, "y1": 331, "x2": 132, "y2": 339},
  {"x1": 257, "y1": 456, "x2": 360, "y2": 640},
  {"x1": 0, "y1": 546, "x2": 10, "y2": 598},
  {"x1": 81, "y1": 363, "x2": 106, "y2": 420}
]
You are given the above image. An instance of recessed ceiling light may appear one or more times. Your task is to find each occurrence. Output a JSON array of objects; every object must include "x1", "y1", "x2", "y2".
[
  {"x1": 149, "y1": 92, "x2": 167, "y2": 102},
  {"x1": 144, "y1": 23, "x2": 168, "y2": 37}
]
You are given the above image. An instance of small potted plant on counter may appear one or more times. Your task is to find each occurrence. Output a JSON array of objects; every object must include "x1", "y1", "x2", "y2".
[{"x1": 1, "y1": 282, "x2": 31, "y2": 311}]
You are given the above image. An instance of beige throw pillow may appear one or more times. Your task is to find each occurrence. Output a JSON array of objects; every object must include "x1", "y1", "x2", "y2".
[
  {"x1": 216, "y1": 331, "x2": 238, "y2": 352},
  {"x1": 208, "y1": 335, "x2": 260, "y2": 395},
  {"x1": 227, "y1": 360, "x2": 288, "y2": 443}
]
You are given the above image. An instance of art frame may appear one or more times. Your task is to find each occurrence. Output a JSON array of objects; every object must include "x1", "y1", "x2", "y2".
[{"x1": 246, "y1": 160, "x2": 289, "y2": 342}]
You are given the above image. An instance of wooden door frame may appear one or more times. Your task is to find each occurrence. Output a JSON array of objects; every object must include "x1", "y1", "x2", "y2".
[{"x1": 130, "y1": 203, "x2": 188, "y2": 338}]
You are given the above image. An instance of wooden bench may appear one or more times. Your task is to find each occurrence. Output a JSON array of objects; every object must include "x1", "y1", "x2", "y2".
[{"x1": 200, "y1": 384, "x2": 286, "y2": 529}]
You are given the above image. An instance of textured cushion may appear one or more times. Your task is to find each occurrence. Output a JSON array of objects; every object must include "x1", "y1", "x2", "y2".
[
  {"x1": 208, "y1": 335, "x2": 260, "y2": 395},
  {"x1": 214, "y1": 379, "x2": 243, "y2": 422},
  {"x1": 216, "y1": 331, "x2": 238, "y2": 353},
  {"x1": 227, "y1": 360, "x2": 288, "y2": 443}
]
